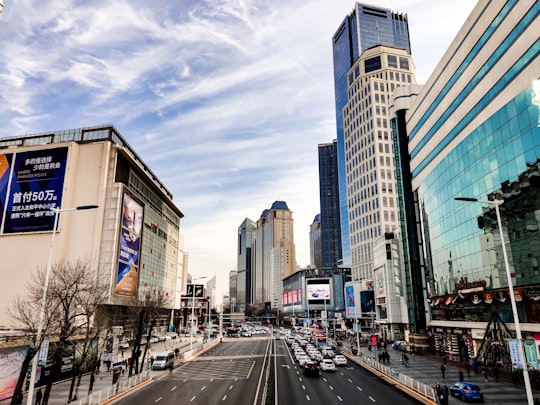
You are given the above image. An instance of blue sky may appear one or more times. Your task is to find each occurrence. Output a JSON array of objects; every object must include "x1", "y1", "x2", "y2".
[{"x1": 0, "y1": 0, "x2": 476, "y2": 301}]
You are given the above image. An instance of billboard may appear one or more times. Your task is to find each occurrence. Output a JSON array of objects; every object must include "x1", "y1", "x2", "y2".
[
  {"x1": 307, "y1": 283, "x2": 330, "y2": 301},
  {"x1": 0, "y1": 147, "x2": 68, "y2": 234},
  {"x1": 115, "y1": 193, "x2": 143, "y2": 296},
  {"x1": 185, "y1": 284, "x2": 205, "y2": 298},
  {"x1": 345, "y1": 285, "x2": 356, "y2": 317}
]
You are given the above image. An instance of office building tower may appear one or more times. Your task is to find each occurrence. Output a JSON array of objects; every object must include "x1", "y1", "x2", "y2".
[
  {"x1": 253, "y1": 201, "x2": 296, "y2": 310},
  {"x1": 332, "y1": 3, "x2": 411, "y2": 269},
  {"x1": 237, "y1": 218, "x2": 256, "y2": 312},
  {"x1": 309, "y1": 214, "x2": 322, "y2": 269},
  {"x1": 318, "y1": 141, "x2": 343, "y2": 269}
]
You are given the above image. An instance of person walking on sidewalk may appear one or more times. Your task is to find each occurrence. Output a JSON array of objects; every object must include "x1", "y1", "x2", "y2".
[
  {"x1": 441, "y1": 384, "x2": 449, "y2": 405},
  {"x1": 482, "y1": 365, "x2": 489, "y2": 382},
  {"x1": 440, "y1": 363, "x2": 446, "y2": 379}
]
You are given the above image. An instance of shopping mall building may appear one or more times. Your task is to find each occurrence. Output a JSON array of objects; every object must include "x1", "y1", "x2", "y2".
[
  {"x1": 392, "y1": 0, "x2": 540, "y2": 362},
  {"x1": 0, "y1": 125, "x2": 186, "y2": 333}
]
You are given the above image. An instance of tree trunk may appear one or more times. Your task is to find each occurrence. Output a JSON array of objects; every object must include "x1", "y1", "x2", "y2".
[{"x1": 10, "y1": 347, "x2": 36, "y2": 405}]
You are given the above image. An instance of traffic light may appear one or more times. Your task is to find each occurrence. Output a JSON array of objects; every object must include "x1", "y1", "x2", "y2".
[{"x1": 371, "y1": 335, "x2": 377, "y2": 347}]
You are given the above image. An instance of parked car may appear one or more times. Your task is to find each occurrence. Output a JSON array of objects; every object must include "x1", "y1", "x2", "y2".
[
  {"x1": 303, "y1": 361, "x2": 321, "y2": 377},
  {"x1": 449, "y1": 382, "x2": 484, "y2": 402},
  {"x1": 320, "y1": 359, "x2": 336, "y2": 372},
  {"x1": 118, "y1": 341, "x2": 129, "y2": 349}
]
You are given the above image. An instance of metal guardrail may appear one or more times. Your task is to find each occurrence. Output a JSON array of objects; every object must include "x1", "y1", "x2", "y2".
[
  {"x1": 66, "y1": 371, "x2": 150, "y2": 405},
  {"x1": 361, "y1": 356, "x2": 437, "y2": 402}
]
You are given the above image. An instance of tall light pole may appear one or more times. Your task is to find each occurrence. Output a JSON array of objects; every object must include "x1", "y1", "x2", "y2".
[
  {"x1": 190, "y1": 276, "x2": 207, "y2": 351},
  {"x1": 27, "y1": 204, "x2": 98, "y2": 405},
  {"x1": 456, "y1": 197, "x2": 533, "y2": 405}
]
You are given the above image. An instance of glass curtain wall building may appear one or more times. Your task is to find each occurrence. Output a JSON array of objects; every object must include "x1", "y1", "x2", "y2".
[
  {"x1": 397, "y1": 0, "x2": 540, "y2": 361},
  {"x1": 318, "y1": 141, "x2": 343, "y2": 269},
  {"x1": 237, "y1": 218, "x2": 256, "y2": 312},
  {"x1": 332, "y1": 3, "x2": 411, "y2": 269}
]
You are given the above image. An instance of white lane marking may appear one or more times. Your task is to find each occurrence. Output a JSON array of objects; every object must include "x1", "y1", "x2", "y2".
[
  {"x1": 170, "y1": 386, "x2": 177, "y2": 391},
  {"x1": 222, "y1": 395, "x2": 227, "y2": 401},
  {"x1": 357, "y1": 386, "x2": 363, "y2": 391},
  {"x1": 302, "y1": 385, "x2": 306, "y2": 390},
  {"x1": 329, "y1": 386, "x2": 334, "y2": 391},
  {"x1": 306, "y1": 395, "x2": 311, "y2": 401},
  {"x1": 348, "y1": 378, "x2": 353, "y2": 383},
  {"x1": 229, "y1": 385, "x2": 233, "y2": 390},
  {"x1": 337, "y1": 396, "x2": 343, "y2": 402},
  {"x1": 201, "y1": 386, "x2": 206, "y2": 391},
  {"x1": 322, "y1": 377, "x2": 327, "y2": 382},
  {"x1": 155, "y1": 397, "x2": 162, "y2": 403},
  {"x1": 190, "y1": 396, "x2": 197, "y2": 402},
  {"x1": 369, "y1": 396, "x2": 376, "y2": 402}
]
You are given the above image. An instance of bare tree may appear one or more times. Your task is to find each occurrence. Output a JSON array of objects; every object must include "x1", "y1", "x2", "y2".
[
  {"x1": 127, "y1": 288, "x2": 168, "y2": 377},
  {"x1": 8, "y1": 263, "x2": 60, "y2": 405},
  {"x1": 9, "y1": 258, "x2": 106, "y2": 405}
]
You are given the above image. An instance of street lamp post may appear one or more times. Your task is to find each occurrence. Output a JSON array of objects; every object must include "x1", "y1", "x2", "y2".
[
  {"x1": 26, "y1": 204, "x2": 98, "y2": 405},
  {"x1": 456, "y1": 197, "x2": 533, "y2": 405},
  {"x1": 190, "y1": 276, "x2": 207, "y2": 351}
]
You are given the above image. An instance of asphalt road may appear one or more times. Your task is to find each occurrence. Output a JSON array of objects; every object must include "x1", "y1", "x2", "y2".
[{"x1": 114, "y1": 335, "x2": 423, "y2": 405}]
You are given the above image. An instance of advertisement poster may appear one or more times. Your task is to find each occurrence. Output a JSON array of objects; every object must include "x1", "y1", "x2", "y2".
[
  {"x1": 115, "y1": 193, "x2": 143, "y2": 296},
  {"x1": 524, "y1": 339, "x2": 539, "y2": 370},
  {"x1": 307, "y1": 283, "x2": 330, "y2": 300},
  {"x1": 1, "y1": 148, "x2": 68, "y2": 234},
  {"x1": 0, "y1": 345, "x2": 30, "y2": 400},
  {"x1": 346, "y1": 285, "x2": 355, "y2": 318},
  {"x1": 508, "y1": 339, "x2": 525, "y2": 369}
]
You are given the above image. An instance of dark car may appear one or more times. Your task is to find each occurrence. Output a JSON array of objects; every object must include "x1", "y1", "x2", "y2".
[
  {"x1": 303, "y1": 361, "x2": 320, "y2": 377},
  {"x1": 449, "y1": 381, "x2": 484, "y2": 402}
]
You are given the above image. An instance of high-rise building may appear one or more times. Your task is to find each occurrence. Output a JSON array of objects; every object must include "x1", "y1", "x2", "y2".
[
  {"x1": 393, "y1": 0, "x2": 539, "y2": 356},
  {"x1": 309, "y1": 214, "x2": 322, "y2": 269},
  {"x1": 332, "y1": 3, "x2": 411, "y2": 269},
  {"x1": 237, "y1": 218, "x2": 256, "y2": 312},
  {"x1": 253, "y1": 201, "x2": 296, "y2": 310},
  {"x1": 318, "y1": 141, "x2": 342, "y2": 269},
  {"x1": 344, "y1": 43, "x2": 416, "y2": 282}
]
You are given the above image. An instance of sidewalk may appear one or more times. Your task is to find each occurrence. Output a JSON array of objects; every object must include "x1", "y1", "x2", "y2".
[
  {"x1": 1, "y1": 336, "x2": 202, "y2": 405},
  {"x1": 339, "y1": 341, "x2": 534, "y2": 404}
]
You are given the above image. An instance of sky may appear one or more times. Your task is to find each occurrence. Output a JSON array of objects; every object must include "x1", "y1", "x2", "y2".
[{"x1": 0, "y1": 0, "x2": 477, "y2": 304}]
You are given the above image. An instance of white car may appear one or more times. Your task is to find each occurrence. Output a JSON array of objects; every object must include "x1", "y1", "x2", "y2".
[
  {"x1": 321, "y1": 359, "x2": 336, "y2": 372},
  {"x1": 297, "y1": 355, "x2": 311, "y2": 366},
  {"x1": 333, "y1": 355, "x2": 347, "y2": 366}
]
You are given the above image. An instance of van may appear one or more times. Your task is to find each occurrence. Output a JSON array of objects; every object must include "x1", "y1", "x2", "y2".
[{"x1": 152, "y1": 351, "x2": 175, "y2": 370}]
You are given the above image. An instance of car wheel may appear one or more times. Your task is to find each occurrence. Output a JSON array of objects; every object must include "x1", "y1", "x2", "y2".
[{"x1": 462, "y1": 394, "x2": 467, "y2": 402}]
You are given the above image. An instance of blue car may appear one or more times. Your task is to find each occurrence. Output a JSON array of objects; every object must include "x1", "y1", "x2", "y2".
[{"x1": 449, "y1": 382, "x2": 484, "y2": 402}]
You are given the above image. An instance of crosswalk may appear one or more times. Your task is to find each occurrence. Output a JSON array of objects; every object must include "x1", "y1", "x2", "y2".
[{"x1": 173, "y1": 359, "x2": 256, "y2": 380}]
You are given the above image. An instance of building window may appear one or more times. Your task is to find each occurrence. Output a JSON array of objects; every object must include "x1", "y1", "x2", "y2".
[{"x1": 387, "y1": 55, "x2": 398, "y2": 68}]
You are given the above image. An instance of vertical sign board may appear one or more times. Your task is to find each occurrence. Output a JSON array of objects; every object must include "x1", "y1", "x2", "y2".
[
  {"x1": 345, "y1": 285, "x2": 355, "y2": 318},
  {"x1": 524, "y1": 339, "x2": 539, "y2": 370},
  {"x1": 115, "y1": 193, "x2": 143, "y2": 296},
  {"x1": 0, "y1": 148, "x2": 68, "y2": 234},
  {"x1": 508, "y1": 339, "x2": 525, "y2": 369}
]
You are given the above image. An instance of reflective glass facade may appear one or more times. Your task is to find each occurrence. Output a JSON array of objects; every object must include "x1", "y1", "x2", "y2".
[{"x1": 419, "y1": 85, "x2": 540, "y2": 324}]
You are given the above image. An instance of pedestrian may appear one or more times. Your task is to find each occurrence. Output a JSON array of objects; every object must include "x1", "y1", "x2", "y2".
[
  {"x1": 465, "y1": 362, "x2": 471, "y2": 377},
  {"x1": 471, "y1": 359, "x2": 478, "y2": 374},
  {"x1": 435, "y1": 382, "x2": 442, "y2": 402},
  {"x1": 16, "y1": 392, "x2": 23, "y2": 405},
  {"x1": 106, "y1": 359, "x2": 111, "y2": 373},
  {"x1": 482, "y1": 365, "x2": 488, "y2": 382},
  {"x1": 512, "y1": 370, "x2": 519, "y2": 387},
  {"x1": 442, "y1": 384, "x2": 449, "y2": 405},
  {"x1": 494, "y1": 365, "x2": 499, "y2": 381},
  {"x1": 89, "y1": 373, "x2": 95, "y2": 393},
  {"x1": 175, "y1": 347, "x2": 179, "y2": 358},
  {"x1": 441, "y1": 363, "x2": 446, "y2": 379},
  {"x1": 35, "y1": 389, "x2": 42, "y2": 405},
  {"x1": 459, "y1": 370, "x2": 464, "y2": 382}
]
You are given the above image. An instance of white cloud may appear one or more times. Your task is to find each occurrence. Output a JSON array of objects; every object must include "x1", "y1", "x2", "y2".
[{"x1": 0, "y1": 0, "x2": 477, "y2": 302}]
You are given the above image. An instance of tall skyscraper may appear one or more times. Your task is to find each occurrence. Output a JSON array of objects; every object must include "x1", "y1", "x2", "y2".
[
  {"x1": 318, "y1": 140, "x2": 343, "y2": 269},
  {"x1": 253, "y1": 201, "x2": 296, "y2": 310},
  {"x1": 237, "y1": 218, "x2": 256, "y2": 312},
  {"x1": 332, "y1": 3, "x2": 411, "y2": 271},
  {"x1": 332, "y1": 3, "x2": 412, "y2": 282},
  {"x1": 309, "y1": 214, "x2": 322, "y2": 269}
]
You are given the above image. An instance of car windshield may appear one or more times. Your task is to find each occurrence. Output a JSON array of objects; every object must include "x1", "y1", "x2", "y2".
[
  {"x1": 465, "y1": 384, "x2": 480, "y2": 390},
  {"x1": 156, "y1": 356, "x2": 167, "y2": 361}
]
